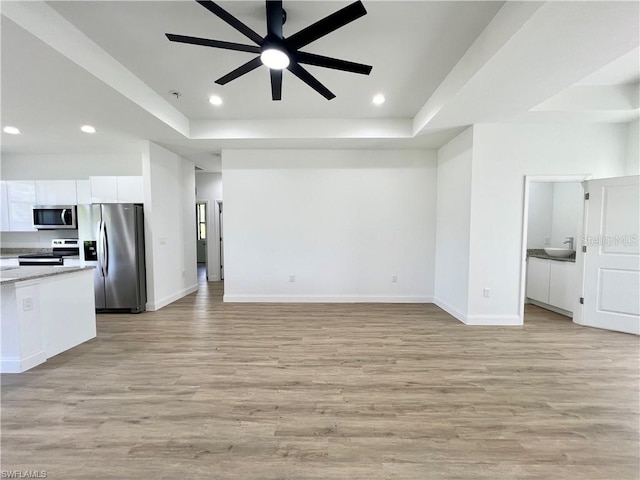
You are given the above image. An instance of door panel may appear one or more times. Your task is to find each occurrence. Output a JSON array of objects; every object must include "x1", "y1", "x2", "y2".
[
  {"x1": 582, "y1": 176, "x2": 639, "y2": 334},
  {"x1": 102, "y1": 204, "x2": 138, "y2": 309},
  {"x1": 78, "y1": 204, "x2": 105, "y2": 309}
]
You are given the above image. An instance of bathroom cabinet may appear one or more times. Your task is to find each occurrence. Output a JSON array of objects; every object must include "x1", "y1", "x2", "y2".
[{"x1": 526, "y1": 257, "x2": 576, "y2": 314}]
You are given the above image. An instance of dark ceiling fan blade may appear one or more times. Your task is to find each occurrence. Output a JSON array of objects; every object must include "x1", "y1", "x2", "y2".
[
  {"x1": 196, "y1": 0, "x2": 263, "y2": 45},
  {"x1": 295, "y1": 51, "x2": 372, "y2": 75},
  {"x1": 166, "y1": 34, "x2": 260, "y2": 54},
  {"x1": 266, "y1": 0, "x2": 283, "y2": 39},
  {"x1": 270, "y1": 69, "x2": 283, "y2": 101},
  {"x1": 288, "y1": 62, "x2": 335, "y2": 100},
  {"x1": 215, "y1": 57, "x2": 263, "y2": 85},
  {"x1": 286, "y1": 1, "x2": 367, "y2": 50}
]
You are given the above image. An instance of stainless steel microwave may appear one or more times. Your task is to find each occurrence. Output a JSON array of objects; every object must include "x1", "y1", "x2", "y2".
[{"x1": 32, "y1": 205, "x2": 78, "y2": 230}]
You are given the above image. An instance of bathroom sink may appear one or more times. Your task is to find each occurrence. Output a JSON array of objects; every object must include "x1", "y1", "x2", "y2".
[{"x1": 544, "y1": 247, "x2": 575, "y2": 258}]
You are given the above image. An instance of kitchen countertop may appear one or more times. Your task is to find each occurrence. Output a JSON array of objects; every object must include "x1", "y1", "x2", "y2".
[
  {"x1": 0, "y1": 266, "x2": 94, "y2": 285},
  {"x1": 1, "y1": 248, "x2": 51, "y2": 258},
  {"x1": 527, "y1": 248, "x2": 576, "y2": 263}
]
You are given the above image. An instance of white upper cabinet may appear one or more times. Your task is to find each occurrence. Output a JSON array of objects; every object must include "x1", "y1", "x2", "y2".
[
  {"x1": 7, "y1": 180, "x2": 36, "y2": 203},
  {"x1": 90, "y1": 176, "x2": 119, "y2": 203},
  {"x1": 76, "y1": 180, "x2": 91, "y2": 205},
  {"x1": 90, "y1": 176, "x2": 143, "y2": 204},
  {"x1": 35, "y1": 180, "x2": 77, "y2": 205},
  {"x1": 0, "y1": 181, "x2": 9, "y2": 231},
  {"x1": 7, "y1": 181, "x2": 36, "y2": 231},
  {"x1": 116, "y1": 176, "x2": 144, "y2": 203}
]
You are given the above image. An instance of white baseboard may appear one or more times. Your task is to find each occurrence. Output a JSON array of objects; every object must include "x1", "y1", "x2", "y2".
[
  {"x1": 223, "y1": 294, "x2": 433, "y2": 303},
  {"x1": 433, "y1": 297, "x2": 467, "y2": 324},
  {"x1": 464, "y1": 314, "x2": 522, "y2": 326},
  {"x1": 1, "y1": 350, "x2": 47, "y2": 373},
  {"x1": 147, "y1": 284, "x2": 199, "y2": 311}
]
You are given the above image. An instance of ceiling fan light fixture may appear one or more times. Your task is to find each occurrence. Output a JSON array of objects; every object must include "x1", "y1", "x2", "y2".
[{"x1": 260, "y1": 47, "x2": 290, "y2": 70}]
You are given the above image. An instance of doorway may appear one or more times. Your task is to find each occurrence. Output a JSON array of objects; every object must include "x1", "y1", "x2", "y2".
[
  {"x1": 217, "y1": 201, "x2": 223, "y2": 280},
  {"x1": 196, "y1": 202, "x2": 208, "y2": 282},
  {"x1": 519, "y1": 175, "x2": 591, "y2": 324}
]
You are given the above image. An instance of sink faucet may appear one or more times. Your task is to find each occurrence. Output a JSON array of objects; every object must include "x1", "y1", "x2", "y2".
[{"x1": 563, "y1": 236, "x2": 574, "y2": 250}]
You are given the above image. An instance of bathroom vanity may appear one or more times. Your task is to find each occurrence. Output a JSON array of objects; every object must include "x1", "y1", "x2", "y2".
[{"x1": 526, "y1": 251, "x2": 577, "y2": 316}]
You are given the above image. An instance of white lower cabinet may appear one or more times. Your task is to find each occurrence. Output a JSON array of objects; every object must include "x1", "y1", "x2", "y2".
[
  {"x1": 526, "y1": 257, "x2": 551, "y2": 303},
  {"x1": 526, "y1": 257, "x2": 576, "y2": 313},
  {"x1": 549, "y1": 261, "x2": 576, "y2": 312}
]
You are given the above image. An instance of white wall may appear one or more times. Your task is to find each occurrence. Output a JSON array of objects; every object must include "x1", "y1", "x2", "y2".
[
  {"x1": 0, "y1": 153, "x2": 142, "y2": 179},
  {"x1": 142, "y1": 141, "x2": 197, "y2": 310},
  {"x1": 626, "y1": 120, "x2": 639, "y2": 175},
  {"x1": 468, "y1": 123, "x2": 628, "y2": 324},
  {"x1": 526, "y1": 182, "x2": 553, "y2": 249},
  {"x1": 434, "y1": 127, "x2": 473, "y2": 319},
  {"x1": 195, "y1": 173, "x2": 223, "y2": 280},
  {"x1": 550, "y1": 182, "x2": 583, "y2": 248},
  {"x1": 222, "y1": 149, "x2": 437, "y2": 302}
]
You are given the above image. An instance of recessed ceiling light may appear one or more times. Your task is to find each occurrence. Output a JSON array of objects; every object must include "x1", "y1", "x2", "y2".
[
  {"x1": 372, "y1": 94, "x2": 386, "y2": 105},
  {"x1": 3, "y1": 126, "x2": 21, "y2": 135},
  {"x1": 81, "y1": 125, "x2": 96, "y2": 133},
  {"x1": 209, "y1": 95, "x2": 223, "y2": 106}
]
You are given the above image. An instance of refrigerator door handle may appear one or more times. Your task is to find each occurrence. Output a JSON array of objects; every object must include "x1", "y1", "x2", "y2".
[
  {"x1": 97, "y1": 220, "x2": 106, "y2": 277},
  {"x1": 103, "y1": 222, "x2": 109, "y2": 276}
]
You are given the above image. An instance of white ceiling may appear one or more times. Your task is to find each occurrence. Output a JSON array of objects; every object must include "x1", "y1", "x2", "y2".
[{"x1": 1, "y1": 1, "x2": 638, "y2": 173}]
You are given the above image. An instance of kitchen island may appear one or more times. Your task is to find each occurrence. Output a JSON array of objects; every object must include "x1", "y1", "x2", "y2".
[{"x1": 1, "y1": 265, "x2": 96, "y2": 373}]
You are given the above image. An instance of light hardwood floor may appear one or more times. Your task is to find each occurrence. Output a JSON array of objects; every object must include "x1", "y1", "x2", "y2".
[{"x1": 2, "y1": 282, "x2": 638, "y2": 479}]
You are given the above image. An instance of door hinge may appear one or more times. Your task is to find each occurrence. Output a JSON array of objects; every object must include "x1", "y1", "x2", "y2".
[
  {"x1": 579, "y1": 297, "x2": 584, "y2": 304},
  {"x1": 584, "y1": 193, "x2": 590, "y2": 200},
  {"x1": 582, "y1": 246, "x2": 587, "y2": 253}
]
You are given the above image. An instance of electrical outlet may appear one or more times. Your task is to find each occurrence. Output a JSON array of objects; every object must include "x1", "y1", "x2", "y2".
[
  {"x1": 22, "y1": 297, "x2": 33, "y2": 311},
  {"x1": 544, "y1": 237, "x2": 551, "y2": 246},
  {"x1": 289, "y1": 274, "x2": 295, "y2": 283},
  {"x1": 181, "y1": 270, "x2": 185, "y2": 278},
  {"x1": 391, "y1": 275, "x2": 397, "y2": 283},
  {"x1": 483, "y1": 288, "x2": 491, "y2": 298}
]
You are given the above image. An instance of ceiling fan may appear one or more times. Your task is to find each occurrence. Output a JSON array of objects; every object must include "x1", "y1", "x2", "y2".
[{"x1": 166, "y1": 0, "x2": 372, "y2": 101}]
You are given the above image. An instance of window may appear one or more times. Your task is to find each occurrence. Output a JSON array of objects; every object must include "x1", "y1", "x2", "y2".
[{"x1": 197, "y1": 203, "x2": 206, "y2": 240}]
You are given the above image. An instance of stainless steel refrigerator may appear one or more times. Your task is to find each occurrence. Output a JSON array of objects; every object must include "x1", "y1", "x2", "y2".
[{"x1": 78, "y1": 204, "x2": 146, "y2": 313}]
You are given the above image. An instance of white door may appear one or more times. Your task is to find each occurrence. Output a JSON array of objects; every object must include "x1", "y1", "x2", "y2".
[
  {"x1": 219, "y1": 202, "x2": 224, "y2": 280},
  {"x1": 581, "y1": 176, "x2": 639, "y2": 334}
]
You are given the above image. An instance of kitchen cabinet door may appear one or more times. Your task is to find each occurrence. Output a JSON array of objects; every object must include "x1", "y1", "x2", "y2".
[
  {"x1": 7, "y1": 181, "x2": 36, "y2": 231},
  {"x1": 35, "y1": 180, "x2": 77, "y2": 205},
  {"x1": 76, "y1": 180, "x2": 91, "y2": 205},
  {"x1": 0, "y1": 181, "x2": 9, "y2": 232},
  {"x1": 549, "y1": 261, "x2": 576, "y2": 312},
  {"x1": 117, "y1": 176, "x2": 143, "y2": 203},
  {"x1": 9, "y1": 203, "x2": 35, "y2": 231},
  {"x1": 90, "y1": 176, "x2": 118, "y2": 203},
  {"x1": 526, "y1": 257, "x2": 550, "y2": 303},
  {"x1": 7, "y1": 181, "x2": 36, "y2": 203}
]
